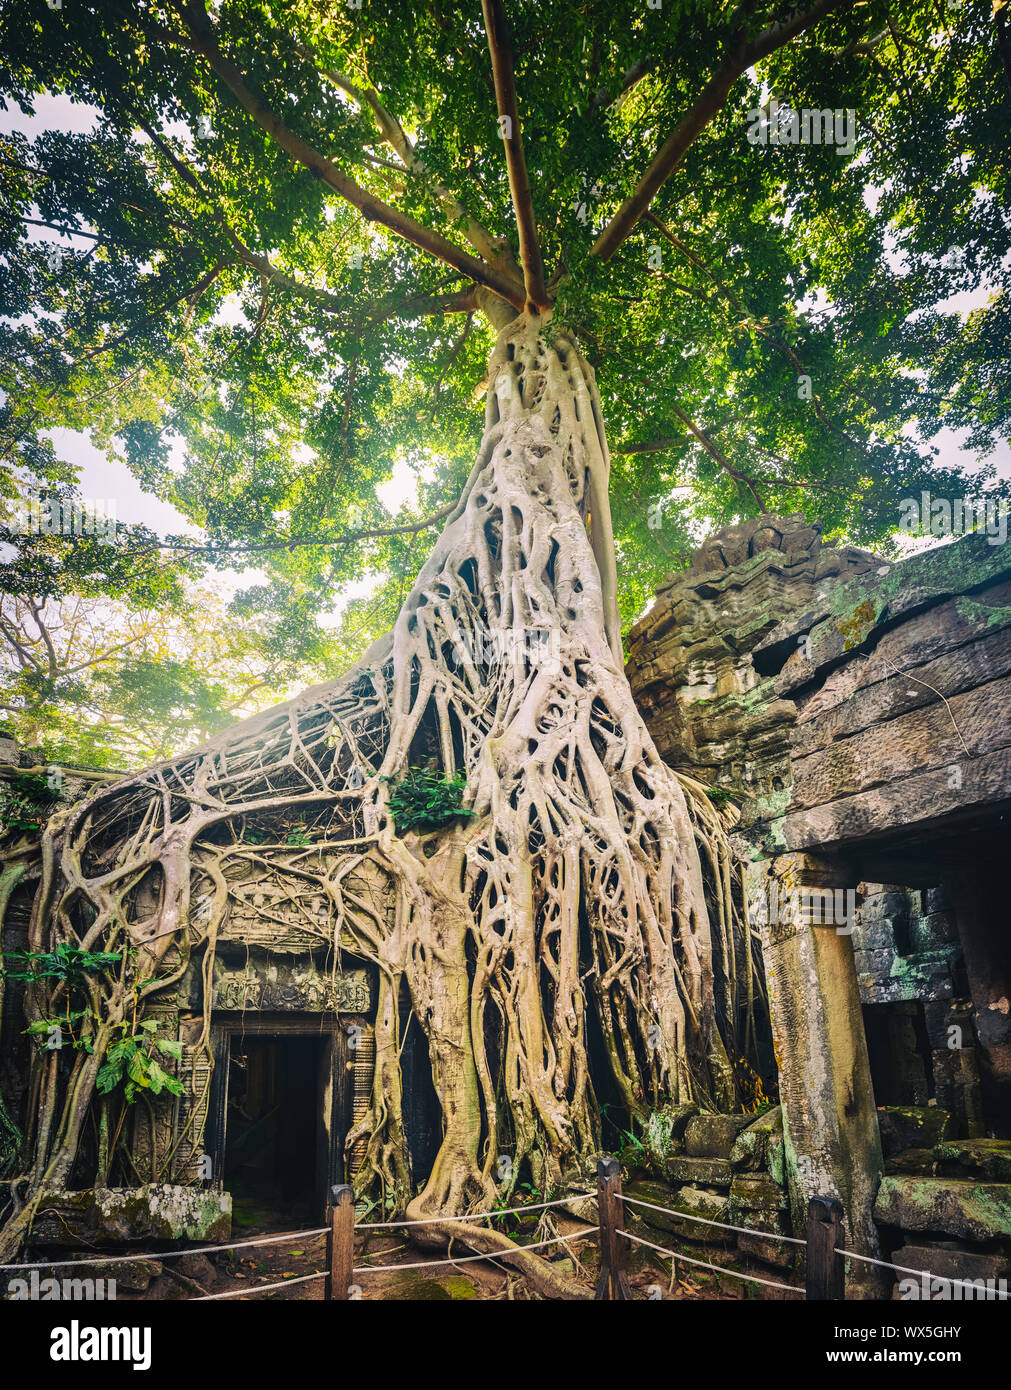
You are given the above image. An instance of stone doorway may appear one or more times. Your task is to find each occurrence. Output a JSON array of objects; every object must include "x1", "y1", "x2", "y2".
[{"x1": 206, "y1": 1017, "x2": 354, "y2": 1228}]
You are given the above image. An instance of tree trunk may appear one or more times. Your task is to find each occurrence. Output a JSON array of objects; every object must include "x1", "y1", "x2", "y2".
[{"x1": 0, "y1": 314, "x2": 744, "y2": 1263}]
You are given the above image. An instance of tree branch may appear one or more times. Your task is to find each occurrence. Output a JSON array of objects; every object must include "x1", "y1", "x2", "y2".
[
  {"x1": 591, "y1": 0, "x2": 855, "y2": 261},
  {"x1": 170, "y1": 2, "x2": 526, "y2": 310},
  {"x1": 137, "y1": 499, "x2": 460, "y2": 559},
  {"x1": 480, "y1": 0, "x2": 549, "y2": 311},
  {"x1": 295, "y1": 44, "x2": 513, "y2": 271},
  {"x1": 671, "y1": 405, "x2": 766, "y2": 510}
]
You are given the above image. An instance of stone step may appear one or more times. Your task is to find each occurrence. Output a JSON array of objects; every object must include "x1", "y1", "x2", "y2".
[
  {"x1": 665, "y1": 1155, "x2": 733, "y2": 1186},
  {"x1": 877, "y1": 1105, "x2": 951, "y2": 1157},
  {"x1": 683, "y1": 1112, "x2": 753, "y2": 1158},
  {"x1": 932, "y1": 1139, "x2": 1011, "y2": 1183},
  {"x1": 623, "y1": 1179, "x2": 734, "y2": 1245},
  {"x1": 874, "y1": 1176, "x2": 1011, "y2": 1242},
  {"x1": 729, "y1": 1174, "x2": 788, "y2": 1214}
]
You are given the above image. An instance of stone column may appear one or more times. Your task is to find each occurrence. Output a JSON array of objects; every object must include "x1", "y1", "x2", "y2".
[{"x1": 746, "y1": 852, "x2": 886, "y2": 1295}]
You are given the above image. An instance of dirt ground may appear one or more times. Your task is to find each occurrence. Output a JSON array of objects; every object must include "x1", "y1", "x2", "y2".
[{"x1": 100, "y1": 1207, "x2": 801, "y2": 1301}]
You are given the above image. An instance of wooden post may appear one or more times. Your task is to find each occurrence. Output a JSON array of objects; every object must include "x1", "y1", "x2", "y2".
[
  {"x1": 326, "y1": 1184, "x2": 355, "y2": 1301},
  {"x1": 806, "y1": 1195, "x2": 845, "y2": 1300},
  {"x1": 594, "y1": 1156, "x2": 632, "y2": 1300}
]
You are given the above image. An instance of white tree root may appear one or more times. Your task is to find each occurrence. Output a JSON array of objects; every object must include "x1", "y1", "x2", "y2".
[{"x1": 0, "y1": 316, "x2": 761, "y2": 1283}]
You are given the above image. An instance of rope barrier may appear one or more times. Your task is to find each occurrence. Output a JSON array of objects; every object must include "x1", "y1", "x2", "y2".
[
  {"x1": 352, "y1": 1226, "x2": 597, "y2": 1274},
  {"x1": 192, "y1": 1271, "x2": 326, "y2": 1301},
  {"x1": 617, "y1": 1192, "x2": 806, "y2": 1247},
  {"x1": 836, "y1": 1247, "x2": 1011, "y2": 1297},
  {"x1": 0, "y1": 1226, "x2": 329, "y2": 1272},
  {"x1": 621, "y1": 1227, "x2": 804, "y2": 1295},
  {"x1": 0, "y1": 1192, "x2": 595, "y2": 1271},
  {"x1": 357, "y1": 1191, "x2": 595, "y2": 1230}
]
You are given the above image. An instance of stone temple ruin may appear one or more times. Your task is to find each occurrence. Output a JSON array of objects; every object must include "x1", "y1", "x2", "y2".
[
  {"x1": 1, "y1": 513, "x2": 1008, "y2": 1295},
  {"x1": 627, "y1": 514, "x2": 1011, "y2": 1293}
]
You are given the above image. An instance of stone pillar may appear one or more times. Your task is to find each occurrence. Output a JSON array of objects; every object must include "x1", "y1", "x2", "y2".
[{"x1": 746, "y1": 852, "x2": 886, "y2": 1295}]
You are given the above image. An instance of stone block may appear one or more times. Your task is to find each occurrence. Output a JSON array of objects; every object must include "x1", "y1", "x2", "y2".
[
  {"x1": 725, "y1": 1204, "x2": 787, "y2": 1236},
  {"x1": 884, "y1": 1148, "x2": 937, "y2": 1176},
  {"x1": 29, "y1": 1185, "x2": 232, "y2": 1248},
  {"x1": 737, "y1": 1231, "x2": 795, "y2": 1269},
  {"x1": 730, "y1": 1105, "x2": 783, "y2": 1170},
  {"x1": 644, "y1": 1102, "x2": 699, "y2": 1170},
  {"x1": 892, "y1": 1243, "x2": 1010, "y2": 1286},
  {"x1": 854, "y1": 947, "x2": 895, "y2": 976},
  {"x1": 683, "y1": 1112, "x2": 753, "y2": 1158},
  {"x1": 854, "y1": 918, "x2": 898, "y2": 952},
  {"x1": 932, "y1": 1139, "x2": 1011, "y2": 1183},
  {"x1": 664, "y1": 1155, "x2": 733, "y2": 1186},
  {"x1": 858, "y1": 891, "x2": 909, "y2": 922},
  {"x1": 729, "y1": 1175, "x2": 787, "y2": 1214},
  {"x1": 877, "y1": 1106, "x2": 951, "y2": 1157},
  {"x1": 874, "y1": 1177, "x2": 1011, "y2": 1241},
  {"x1": 624, "y1": 1180, "x2": 733, "y2": 1244},
  {"x1": 911, "y1": 911, "x2": 958, "y2": 952}
]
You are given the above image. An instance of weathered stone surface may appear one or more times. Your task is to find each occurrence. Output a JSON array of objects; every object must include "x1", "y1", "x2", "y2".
[
  {"x1": 683, "y1": 1113, "x2": 753, "y2": 1158},
  {"x1": 730, "y1": 1105, "x2": 783, "y2": 1171},
  {"x1": 892, "y1": 1243, "x2": 1010, "y2": 1285},
  {"x1": 624, "y1": 1180, "x2": 732, "y2": 1243},
  {"x1": 725, "y1": 1205, "x2": 787, "y2": 1236},
  {"x1": 884, "y1": 1149, "x2": 937, "y2": 1176},
  {"x1": 877, "y1": 1106, "x2": 950, "y2": 1157},
  {"x1": 737, "y1": 1230, "x2": 795, "y2": 1269},
  {"x1": 874, "y1": 1177, "x2": 1011, "y2": 1241},
  {"x1": 644, "y1": 1102, "x2": 699, "y2": 1171},
  {"x1": 30, "y1": 1184, "x2": 232, "y2": 1248},
  {"x1": 664, "y1": 1155, "x2": 733, "y2": 1185},
  {"x1": 932, "y1": 1139, "x2": 1011, "y2": 1183},
  {"x1": 729, "y1": 1175, "x2": 787, "y2": 1213},
  {"x1": 857, "y1": 951, "x2": 955, "y2": 1006},
  {"x1": 776, "y1": 747, "x2": 1011, "y2": 852},
  {"x1": 858, "y1": 891, "x2": 909, "y2": 923},
  {"x1": 854, "y1": 917, "x2": 899, "y2": 952}
]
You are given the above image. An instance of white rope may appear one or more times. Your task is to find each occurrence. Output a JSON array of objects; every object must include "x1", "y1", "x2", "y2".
[
  {"x1": 837, "y1": 1247, "x2": 1011, "y2": 1297},
  {"x1": 352, "y1": 1226, "x2": 596, "y2": 1274},
  {"x1": 0, "y1": 1226, "x2": 328, "y2": 1271},
  {"x1": 192, "y1": 1270, "x2": 325, "y2": 1300},
  {"x1": 618, "y1": 1193, "x2": 806, "y2": 1246},
  {"x1": 357, "y1": 1190, "x2": 595, "y2": 1230},
  {"x1": 621, "y1": 1227, "x2": 804, "y2": 1295}
]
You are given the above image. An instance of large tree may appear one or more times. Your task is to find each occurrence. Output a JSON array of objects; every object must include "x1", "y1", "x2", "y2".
[{"x1": 0, "y1": 0, "x2": 1008, "y2": 1267}]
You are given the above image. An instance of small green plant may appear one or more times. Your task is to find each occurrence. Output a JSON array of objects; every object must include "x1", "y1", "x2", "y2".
[
  {"x1": 705, "y1": 785, "x2": 736, "y2": 810},
  {"x1": 0, "y1": 774, "x2": 58, "y2": 834},
  {"x1": 2, "y1": 941, "x2": 123, "y2": 984},
  {"x1": 23, "y1": 1009, "x2": 94, "y2": 1053},
  {"x1": 383, "y1": 767, "x2": 475, "y2": 835},
  {"x1": 285, "y1": 828, "x2": 313, "y2": 847},
  {"x1": 96, "y1": 1020, "x2": 185, "y2": 1103}
]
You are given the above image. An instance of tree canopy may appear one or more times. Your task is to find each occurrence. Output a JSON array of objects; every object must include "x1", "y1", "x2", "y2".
[{"x1": 1, "y1": 0, "x2": 1008, "y2": 762}]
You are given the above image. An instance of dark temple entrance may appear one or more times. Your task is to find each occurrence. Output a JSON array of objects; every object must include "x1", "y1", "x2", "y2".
[
  {"x1": 207, "y1": 1017, "x2": 353, "y2": 1229},
  {"x1": 225, "y1": 1035, "x2": 321, "y2": 1226}
]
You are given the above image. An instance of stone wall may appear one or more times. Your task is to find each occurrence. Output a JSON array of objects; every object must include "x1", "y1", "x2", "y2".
[{"x1": 627, "y1": 515, "x2": 1011, "y2": 1287}]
